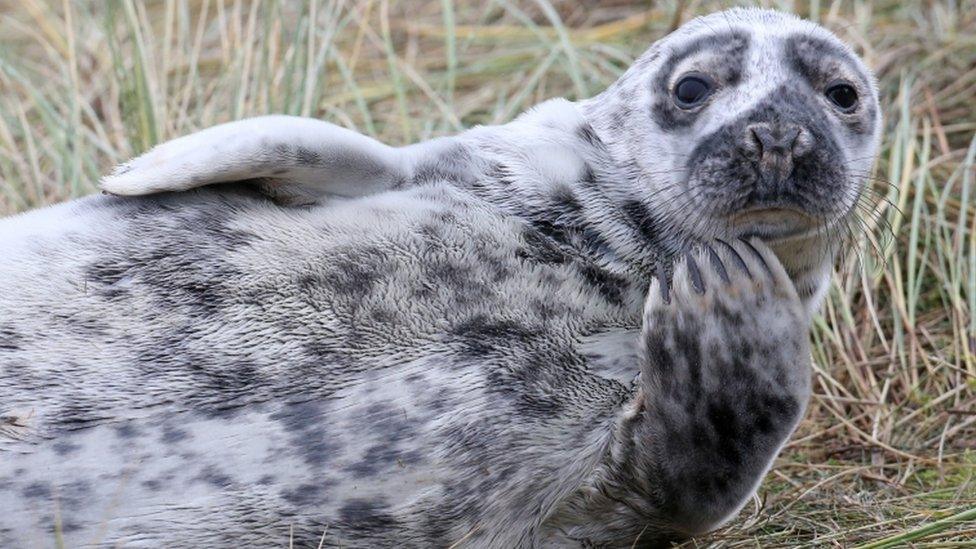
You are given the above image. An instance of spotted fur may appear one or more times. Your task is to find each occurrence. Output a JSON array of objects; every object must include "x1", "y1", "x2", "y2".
[{"x1": 1, "y1": 8, "x2": 880, "y2": 548}]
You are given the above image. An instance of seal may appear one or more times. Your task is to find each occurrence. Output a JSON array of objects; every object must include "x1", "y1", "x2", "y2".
[{"x1": 0, "y1": 8, "x2": 880, "y2": 548}]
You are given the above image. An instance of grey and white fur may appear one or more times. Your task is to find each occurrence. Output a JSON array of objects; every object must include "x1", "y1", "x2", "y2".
[{"x1": 0, "y1": 8, "x2": 880, "y2": 548}]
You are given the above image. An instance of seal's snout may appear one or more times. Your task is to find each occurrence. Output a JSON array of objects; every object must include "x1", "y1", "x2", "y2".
[{"x1": 743, "y1": 122, "x2": 812, "y2": 184}]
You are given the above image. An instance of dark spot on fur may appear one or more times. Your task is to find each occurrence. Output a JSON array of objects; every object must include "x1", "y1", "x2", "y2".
[
  {"x1": 114, "y1": 422, "x2": 140, "y2": 439},
  {"x1": 762, "y1": 392, "x2": 799, "y2": 420},
  {"x1": 707, "y1": 400, "x2": 741, "y2": 466},
  {"x1": 53, "y1": 311, "x2": 111, "y2": 337},
  {"x1": 673, "y1": 328, "x2": 702, "y2": 401},
  {"x1": 620, "y1": 199, "x2": 660, "y2": 247},
  {"x1": 270, "y1": 401, "x2": 339, "y2": 468},
  {"x1": 390, "y1": 173, "x2": 409, "y2": 189},
  {"x1": 576, "y1": 123, "x2": 604, "y2": 148},
  {"x1": 337, "y1": 498, "x2": 402, "y2": 533},
  {"x1": 451, "y1": 314, "x2": 536, "y2": 357},
  {"x1": 83, "y1": 203, "x2": 257, "y2": 345},
  {"x1": 517, "y1": 228, "x2": 568, "y2": 265},
  {"x1": 369, "y1": 307, "x2": 397, "y2": 323},
  {"x1": 314, "y1": 245, "x2": 389, "y2": 302},
  {"x1": 580, "y1": 227, "x2": 616, "y2": 261},
  {"x1": 347, "y1": 443, "x2": 424, "y2": 479},
  {"x1": 161, "y1": 424, "x2": 191, "y2": 444},
  {"x1": 0, "y1": 325, "x2": 22, "y2": 351},
  {"x1": 22, "y1": 481, "x2": 51, "y2": 500},
  {"x1": 281, "y1": 482, "x2": 332, "y2": 506},
  {"x1": 427, "y1": 260, "x2": 474, "y2": 289},
  {"x1": 550, "y1": 185, "x2": 583, "y2": 218},
  {"x1": 486, "y1": 161, "x2": 513, "y2": 186},
  {"x1": 53, "y1": 440, "x2": 82, "y2": 456},
  {"x1": 578, "y1": 264, "x2": 629, "y2": 306},
  {"x1": 296, "y1": 147, "x2": 322, "y2": 165},
  {"x1": 196, "y1": 464, "x2": 233, "y2": 488},
  {"x1": 411, "y1": 144, "x2": 475, "y2": 187},
  {"x1": 753, "y1": 407, "x2": 775, "y2": 434},
  {"x1": 58, "y1": 521, "x2": 82, "y2": 534},
  {"x1": 643, "y1": 331, "x2": 674, "y2": 386},
  {"x1": 577, "y1": 164, "x2": 600, "y2": 190},
  {"x1": 363, "y1": 403, "x2": 422, "y2": 444},
  {"x1": 530, "y1": 298, "x2": 568, "y2": 321}
]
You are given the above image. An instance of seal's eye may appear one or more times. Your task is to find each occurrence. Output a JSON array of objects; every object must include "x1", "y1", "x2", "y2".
[
  {"x1": 673, "y1": 74, "x2": 713, "y2": 108},
  {"x1": 825, "y1": 82, "x2": 858, "y2": 111}
]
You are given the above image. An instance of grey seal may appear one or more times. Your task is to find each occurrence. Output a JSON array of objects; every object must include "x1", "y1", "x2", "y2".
[{"x1": 0, "y1": 7, "x2": 880, "y2": 548}]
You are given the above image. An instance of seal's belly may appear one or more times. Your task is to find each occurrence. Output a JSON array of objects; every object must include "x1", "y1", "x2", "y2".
[{"x1": 0, "y1": 186, "x2": 638, "y2": 546}]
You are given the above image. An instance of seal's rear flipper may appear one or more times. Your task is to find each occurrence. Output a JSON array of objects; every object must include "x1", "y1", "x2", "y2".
[{"x1": 100, "y1": 116, "x2": 409, "y2": 206}]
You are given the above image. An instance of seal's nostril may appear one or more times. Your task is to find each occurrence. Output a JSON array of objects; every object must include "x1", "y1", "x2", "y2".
[
  {"x1": 785, "y1": 126, "x2": 801, "y2": 149},
  {"x1": 792, "y1": 126, "x2": 814, "y2": 158},
  {"x1": 749, "y1": 127, "x2": 764, "y2": 156}
]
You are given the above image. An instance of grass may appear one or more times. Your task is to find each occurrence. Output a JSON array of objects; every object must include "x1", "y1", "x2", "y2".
[{"x1": 0, "y1": 0, "x2": 974, "y2": 546}]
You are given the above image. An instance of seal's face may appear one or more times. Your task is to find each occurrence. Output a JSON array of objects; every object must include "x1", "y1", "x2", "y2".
[{"x1": 594, "y1": 9, "x2": 881, "y2": 244}]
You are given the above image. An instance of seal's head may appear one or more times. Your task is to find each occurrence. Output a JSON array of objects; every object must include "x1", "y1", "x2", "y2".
[{"x1": 584, "y1": 8, "x2": 881, "y2": 253}]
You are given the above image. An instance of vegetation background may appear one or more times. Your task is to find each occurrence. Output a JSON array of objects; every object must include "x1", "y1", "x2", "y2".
[{"x1": 0, "y1": 0, "x2": 974, "y2": 546}]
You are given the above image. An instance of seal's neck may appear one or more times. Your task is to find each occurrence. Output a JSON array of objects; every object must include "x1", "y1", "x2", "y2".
[
  {"x1": 768, "y1": 233, "x2": 836, "y2": 315},
  {"x1": 467, "y1": 98, "x2": 679, "y2": 282}
]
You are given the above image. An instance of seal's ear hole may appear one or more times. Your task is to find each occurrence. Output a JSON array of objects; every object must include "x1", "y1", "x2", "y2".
[
  {"x1": 673, "y1": 73, "x2": 714, "y2": 109},
  {"x1": 825, "y1": 81, "x2": 858, "y2": 112}
]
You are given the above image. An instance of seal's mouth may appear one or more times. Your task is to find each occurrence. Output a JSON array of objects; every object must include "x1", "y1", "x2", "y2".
[{"x1": 728, "y1": 207, "x2": 820, "y2": 241}]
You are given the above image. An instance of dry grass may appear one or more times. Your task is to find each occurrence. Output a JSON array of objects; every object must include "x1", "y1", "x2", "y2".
[{"x1": 1, "y1": 0, "x2": 974, "y2": 546}]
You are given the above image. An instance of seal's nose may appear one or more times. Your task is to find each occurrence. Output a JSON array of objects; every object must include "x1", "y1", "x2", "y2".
[
  {"x1": 743, "y1": 123, "x2": 812, "y2": 183},
  {"x1": 749, "y1": 123, "x2": 800, "y2": 158}
]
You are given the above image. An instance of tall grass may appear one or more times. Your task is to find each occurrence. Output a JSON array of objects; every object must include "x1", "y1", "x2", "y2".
[{"x1": 0, "y1": 0, "x2": 974, "y2": 546}]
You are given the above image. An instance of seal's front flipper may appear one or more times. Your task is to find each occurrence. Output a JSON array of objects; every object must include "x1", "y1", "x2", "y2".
[
  {"x1": 638, "y1": 239, "x2": 812, "y2": 536},
  {"x1": 100, "y1": 116, "x2": 408, "y2": 206}
]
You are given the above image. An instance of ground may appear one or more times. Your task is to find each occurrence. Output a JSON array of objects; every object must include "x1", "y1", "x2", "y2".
[{"x1": 0, "y1": 0, "x2": 973, "y2": 546}]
